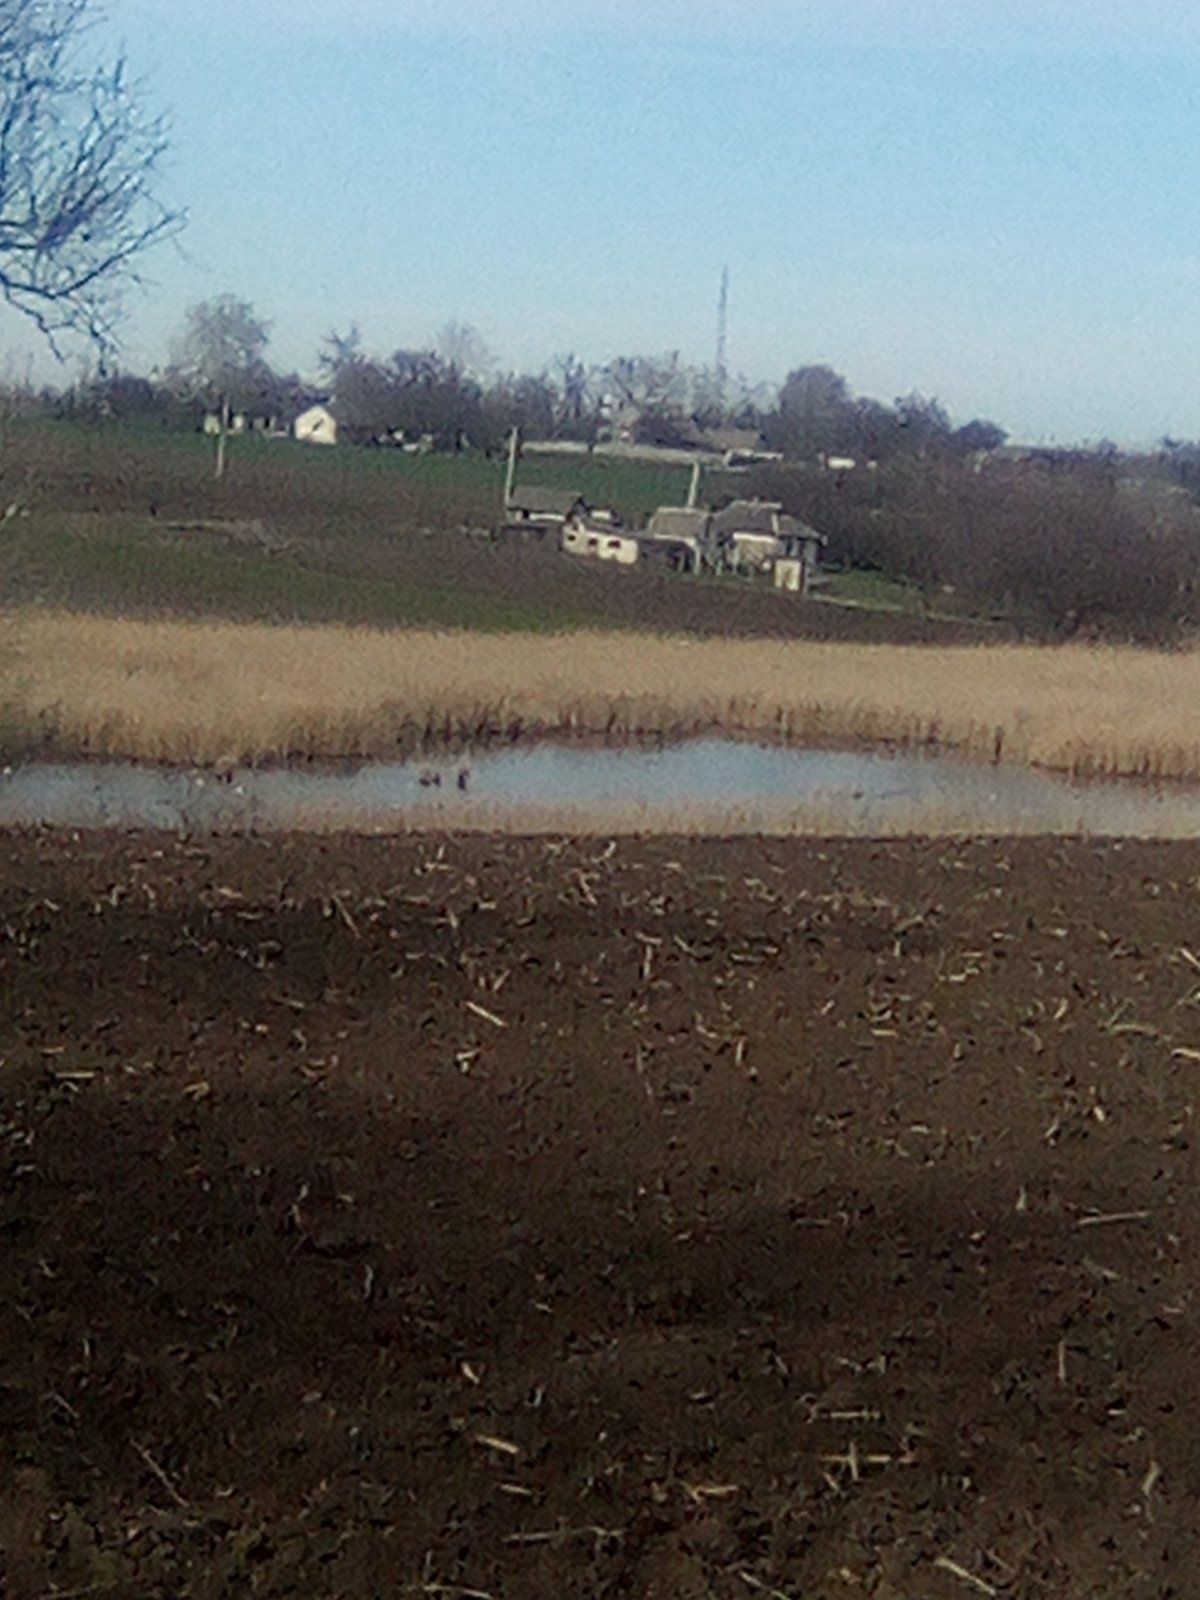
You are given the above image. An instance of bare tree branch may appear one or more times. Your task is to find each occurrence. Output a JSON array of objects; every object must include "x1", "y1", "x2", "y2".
[{"x1": 0, "y1": 0, "x2": 184, "y2": 355}]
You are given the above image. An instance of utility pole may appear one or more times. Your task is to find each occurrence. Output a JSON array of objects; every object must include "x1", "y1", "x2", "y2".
[
  {"x1": 715, "y1": 265, "x2": 730, "y2": 407},
  {"x1": 214, "y1": 393, "x2": 229, "y2": 481},
  {"x1": 503, "y1": 425, "x2": 520, "y2": 510}
]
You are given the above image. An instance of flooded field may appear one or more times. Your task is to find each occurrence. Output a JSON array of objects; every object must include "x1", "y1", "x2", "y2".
[{"x1": 4, "y1": 738, "x2": 1200, "y2": 834}]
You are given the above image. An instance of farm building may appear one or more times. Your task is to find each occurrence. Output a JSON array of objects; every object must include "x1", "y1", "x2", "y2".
[
  {"x1": 704, "y1": 428, "x2": 783, "y2": 469},
  {"x1": 773, "y1": 557, "x2": 805, "y2": 593},
  {"x1": 294, "y1": 403, "x2": 339, "y2": 446},
  {"x1": 591, "y1": 407, "x2": 783, "y2": 467},
  {"x1": 708, "y1": 500, "x2": 826, "y2": 589},
  {"x1": 598, "y1": 401, "x2": 645, "y2": 447},
  {"x1": 772, "y1": 519, "x2": 826, "y2": 594},
  {"x1": 202, "y1": 411, "x2": 274, "y2": 437},
  {"x1": 504, "y1": 486, "x2": 587, "y2": 534},
  {"x1": 710, "y1": 500, "x2": 788, "y2": 571},
  {"x1": 644, "y1": 505, "x2": 710, "y2": 570},
  {"x1": 561, "y1": 519, "x2": 641, "y2": 566}
]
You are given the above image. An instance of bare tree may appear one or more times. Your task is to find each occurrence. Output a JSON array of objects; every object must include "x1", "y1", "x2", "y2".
[
  {"x1": 604, "y1": 352, "x2": 687, "y2": 412},
  {"x1": 435, "y1": 320, "x2": 494, "y2": 381},
  {"x1": 318, "y1": 324, "x2": 362, "y2": 385},
  {"x1": 548, "y1": 352, "x2": 602, "y2": 441},
  {"x1": 0, "y1": 0, "x2": 182, "y2": 353},
  {"x1": 170, "y1": 295, "x2": 271, "y2": 478}
]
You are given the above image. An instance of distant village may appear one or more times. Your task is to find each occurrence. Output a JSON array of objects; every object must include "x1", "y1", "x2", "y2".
[
  {"x1": 197, "y1": 382, "x2": 1088, "y2": 601},
  {"x1": 202, "y1": 398, "x2": 835, "y2": 596},
  {"x1": 160, "y1": 325, "x2": 1166, "y2": 634},
  {"x1": 207, "y1": 392, "x2": 858, "y2": 476},
  {"x1": 501, "y1": 442, "x2": 827, "y2": 595}
]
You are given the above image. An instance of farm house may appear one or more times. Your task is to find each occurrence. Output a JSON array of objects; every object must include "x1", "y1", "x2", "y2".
[
  {"x1": 638, "y1": 497, "x2": 825, "y2": 590},
  {"x1": 778, "y1": 521, "x2": 826, "y2": 594},
  {"x1": 703, "y1": 428, "x2": 784, "y2": 469}
]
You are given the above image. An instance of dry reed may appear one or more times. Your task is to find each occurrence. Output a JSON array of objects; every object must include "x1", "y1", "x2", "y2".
[{"x1": 5, "y1": 609, "x2": 1200, "y2": 779}]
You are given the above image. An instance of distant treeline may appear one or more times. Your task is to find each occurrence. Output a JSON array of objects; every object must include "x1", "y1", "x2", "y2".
[
  {"x1": 745, "y1": 451, "x2": 1200, "y2": 643},
  {"x1": 0, "y1": 304, "x2": 1018, "y2": 464}
]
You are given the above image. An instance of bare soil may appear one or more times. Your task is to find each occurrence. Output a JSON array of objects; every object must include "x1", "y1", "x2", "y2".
[{"x1": 2, "y1": 832, "x2": 1197, "y2": 1598}]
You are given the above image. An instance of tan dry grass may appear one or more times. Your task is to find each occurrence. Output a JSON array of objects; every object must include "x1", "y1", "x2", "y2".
[{"x1": 5, "y1": 608, "x2": 1200, "y2": 778}]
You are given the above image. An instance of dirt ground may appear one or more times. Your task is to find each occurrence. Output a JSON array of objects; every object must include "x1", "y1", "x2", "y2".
[{"x1": 2, "y1": 831, "x2": 1197, "y2": 1598}]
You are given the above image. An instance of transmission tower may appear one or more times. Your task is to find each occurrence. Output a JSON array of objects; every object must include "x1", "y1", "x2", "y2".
[{"x1": 715, "y1": 265, "x2": 730, "y2": 401}]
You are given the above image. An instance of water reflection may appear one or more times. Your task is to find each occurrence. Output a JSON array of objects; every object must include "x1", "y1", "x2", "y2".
[{"x1": 0, "y1": 740, "x2": 1194, "y2": 836}]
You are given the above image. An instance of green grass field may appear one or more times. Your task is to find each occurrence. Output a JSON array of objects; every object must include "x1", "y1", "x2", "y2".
[
  {"x1": 817, "y1": 567, "x2": 928, "y2": 614},
  {"x1": 0, "y1": 418, "x2": 688, "y2": 630},
  {"x1": 0, "y1": 417, "x2": 695, "y2": 526},
  {"x1": 0, "y1": 418, "x2": 997, "y2": 644},
  {"x1": 0, "y1": 514, "x2": 580, "y2": 632}
]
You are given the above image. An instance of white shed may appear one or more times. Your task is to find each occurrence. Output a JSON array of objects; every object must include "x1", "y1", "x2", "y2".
[
  {"x1": 773, "y1": 557, "x2": 804, "y2": 593},
  {"x1": 294, "y1": 404, "x2": 338, "y2": 446},
  {"x1": 562, "y1": 520, "x2": 641, "y2": 566}
]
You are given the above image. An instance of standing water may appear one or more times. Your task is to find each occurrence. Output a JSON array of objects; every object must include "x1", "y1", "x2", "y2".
[{"x1": 2, "y1": 741, "x2": 1200, "y2": 835}]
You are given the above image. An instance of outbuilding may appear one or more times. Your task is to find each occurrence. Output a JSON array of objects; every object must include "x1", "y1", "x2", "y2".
[
  {"x1": 562, "y1": 519, "x2": 641, "y2": 565},
  {"x1": 644, "y1": 505, "x2": 710, "y2": 571},
  {"x1": 293, "y1": 403, "x2": 339, "y2": 446},
  {"x1": 505, "y1": 486, "x2": 587, "y2": 533},
  {"x1": 710, "y1": 500, "x2": 787, "y2": 572}
]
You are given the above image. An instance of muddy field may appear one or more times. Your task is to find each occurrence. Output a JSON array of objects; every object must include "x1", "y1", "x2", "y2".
[{"x1": 2, "y1": 832, "x2": 1197, "y2": 1598}]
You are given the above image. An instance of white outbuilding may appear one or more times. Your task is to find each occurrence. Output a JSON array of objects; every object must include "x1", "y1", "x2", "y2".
[{"x1": 293, "y1": 403, "x2": 338, "y2": 446}]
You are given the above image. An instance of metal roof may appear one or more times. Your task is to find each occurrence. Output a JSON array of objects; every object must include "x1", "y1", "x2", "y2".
[
  {"x1": 507, "y1": 487, "x2": 585, "y2": 516},
  {"x1": 704, "y1": 428, "x2": 767, "y2": 455},
  {"x1": 646, "y1": 506, "x2": 712, "y2": 542},
  {"x1": 710, "y1": 500, "x2": 783, "y2": 538}
]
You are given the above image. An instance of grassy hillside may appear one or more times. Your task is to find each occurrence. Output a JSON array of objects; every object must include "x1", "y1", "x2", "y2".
[
  {"x1": 0, "y1": 418, "x2": 995, "y2": 642},
  {"x1": 0, "y1": 417, "x2": 694, "y2": 531}
]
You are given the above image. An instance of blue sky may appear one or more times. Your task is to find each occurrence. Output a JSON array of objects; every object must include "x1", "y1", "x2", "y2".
[{"x1": 4, "y1": 0, "x2": 1200, "y2": 444}]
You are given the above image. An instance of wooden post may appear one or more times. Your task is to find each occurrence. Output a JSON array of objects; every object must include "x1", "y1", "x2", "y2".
[{"x1": 687, "y1": 458, "x2": 702, "y2": 509}]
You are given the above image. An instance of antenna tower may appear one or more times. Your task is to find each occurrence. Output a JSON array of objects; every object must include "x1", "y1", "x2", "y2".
[{"x1": 715, "y1": 265, "x2": 730, "y2": 400}]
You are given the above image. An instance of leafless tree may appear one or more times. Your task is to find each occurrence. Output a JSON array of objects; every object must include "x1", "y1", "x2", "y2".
[
  {"x1": 0, "y1": 0, "x2": 183, "y2": 353},
  {"x1": 170, "y1": 295, "x2": 271, "y2": 477},
  {"x1": 435, "y1": 320, "x2": 494, "y2": 381},
  {"x1": 548, "y1": 352, "x2": 597, "y2": 437},
  {"x1": 173, "y1": 295, "x2": 271, "y2": 402},
  {"x1": 603, "y1": 352, "x2": 687, "y2": 413},
  {"x1": 318, "y1": 324, "x2": 362, "y2": 384}
]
